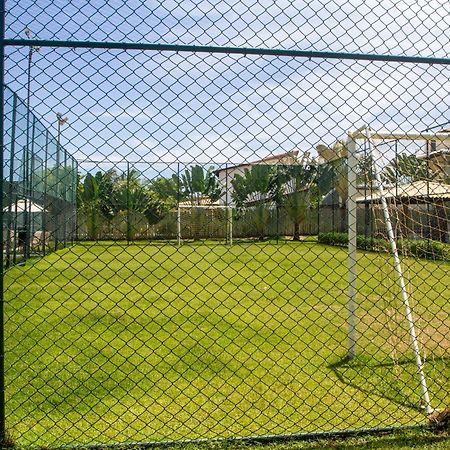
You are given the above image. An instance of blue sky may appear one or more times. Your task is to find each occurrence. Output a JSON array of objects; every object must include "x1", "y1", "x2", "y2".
[{"x1": 4, "y1": 1, "x2": 450, "y2": 177}]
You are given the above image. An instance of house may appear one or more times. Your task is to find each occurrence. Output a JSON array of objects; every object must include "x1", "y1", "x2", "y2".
[
  {"x1": 214, "y1": 150, "x2": 302, "y2": 206},
  {"x1": 420, "y1": 127, "x2": 450, "y2": 180},
  {"x1": 356, "y1": 180, "x2": 450, "y2": 242}
]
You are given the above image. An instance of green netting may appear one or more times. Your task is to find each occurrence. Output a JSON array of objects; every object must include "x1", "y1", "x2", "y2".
[{"x1": 3, "y1": 85, "x2": 77, "y2": 267}]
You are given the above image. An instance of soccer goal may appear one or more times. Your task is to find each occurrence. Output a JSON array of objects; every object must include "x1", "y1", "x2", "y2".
[
  {"x1": 176, "y1": 204, "x2": 233, "y2": 245},
  {"x1": 346, "y1": 126, "x2": 450, "y2": 415}
]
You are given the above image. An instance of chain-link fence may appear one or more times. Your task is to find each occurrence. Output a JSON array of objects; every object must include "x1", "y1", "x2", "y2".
[
  {"x1": 1, "y1": 1, "x2": 449, "y2": 449},
  {"x1": 3, "y1": 85, "x2": 77, "y2": 268}
]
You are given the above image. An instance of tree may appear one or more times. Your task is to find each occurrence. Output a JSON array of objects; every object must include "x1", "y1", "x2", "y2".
[
  {"x1": 113, "y1": 169, "x2": 168, "y2": 240},
  {"x1": 382, "y1": 153, "x2": 430, "y2": 184},
  {"x1": 95, "y1": 169, "x2": 120, "y2": 222},
  {"x1": 180, "y1": 165, "x2": 222, "y2": 205},
  {"x1": 149, "y1": 175, "x2": 179, "y2": 205},
  {"x1": 77, "y1": 169, "x2": 169, "y2": 241},
  {"x1": 276, "y1": 162, "x2": 316, "y2": 240},
  {"x1": 232, "y1": 164, "x2": 276, "y2": 240},
  {"x1": 176, "y1": 166, "x2": 223, "y2": 241},
  {"x1": 316, "y1": 140, "x2": 348, "y2": 208},
  {"x1": 79, "y1": 173, "x2": 101, "y2": 240}
]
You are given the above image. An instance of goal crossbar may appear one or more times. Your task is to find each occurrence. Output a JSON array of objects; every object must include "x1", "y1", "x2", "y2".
[{"x1": 350, "y1": 130, "x2": 450, "y2": 141}]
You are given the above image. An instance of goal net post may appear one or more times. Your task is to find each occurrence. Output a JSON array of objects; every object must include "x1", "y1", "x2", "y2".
[{"x1": 347, "y1": 127, "x2": 450, "y2": 415}]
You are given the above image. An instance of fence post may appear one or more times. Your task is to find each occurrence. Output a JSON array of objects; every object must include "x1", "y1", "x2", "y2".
[
  {"x1": 42, "y1": 131, "x2": 48, "y2": 256},
  {"x1": 347, "y1": 134, "x2": 358, "y2": 358},
  {"x1": 55, "y1": 120, "x2": 60, "y2": 251},
  {"x1": 126, "y1": 162, "x2": 130, "y2": 244},
  {"x1": 177, "y1": 163, "x2": 181, "y2": 246},
  {"x1": 63, "y1": 147, "x2": 67, "y2": 247},
  {"x1": 0, "y1": 0, "x2": 7, "y2": 442},
  {"x1": 5, "y1": 94, "x2": 17, "y2": 268}
]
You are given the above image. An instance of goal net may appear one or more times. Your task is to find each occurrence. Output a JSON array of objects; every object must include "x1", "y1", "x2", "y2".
[{"x1": 347, "y1": 128, "x2": 450, "y2": 416}]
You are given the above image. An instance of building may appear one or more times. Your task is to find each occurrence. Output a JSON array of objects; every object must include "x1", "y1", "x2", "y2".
[
  {"x1": 214, "y1": 150, "x2": 301, "y2": 206},
  {"x1": 421, "y1": 127, "x2": 450, "y2": 180},
  {"x1": 356, "y1": 180, "x2": 450, "y2": 242}
]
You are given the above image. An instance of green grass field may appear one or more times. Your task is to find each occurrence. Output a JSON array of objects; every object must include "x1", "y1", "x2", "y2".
[{"x1": 4, "y1": 241, "x2": 450, "y2": 448}]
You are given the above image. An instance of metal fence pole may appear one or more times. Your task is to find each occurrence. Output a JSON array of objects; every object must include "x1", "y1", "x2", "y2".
[
  {"x1": 5, "y1": 94, "x2": 17, "y2": 268},
  {"x1": 126, "y1": 162, "x2": 130, "y2": 244},
  {"x1": 63, "y1": 147, "x2": 67, "y2": 247},
  {"x1": 42, "y1": 130, "x2": 49, "y2": 256},
  {"x1": 347, "y1": 135, "x2": 358, "y2": 358},
  {"x1": 26, "y1": 115, "x2": 36, "y2": 259},
  {"x1": 177, "y1": 163, "x2": 181, "y2": 246},
  {"x1": 0, "y1": 0, "x2": 6, "y2": 441},
  {"x1": 55, "y1": 118, "x2": 60, "y2": 251}
]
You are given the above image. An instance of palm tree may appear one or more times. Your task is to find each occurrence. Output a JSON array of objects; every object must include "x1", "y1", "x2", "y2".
[
  {"x1": 382, "y1": 153, "x2": 430, "y2": 184},
  {"x1": 180, "y1": 165, "x2": 222, "y2": 205},
  {"x1": 179, "y1": 165, "x2": 223, "y2": 241},
  {"x1": 232, "y1": 164, "x2": 275, "y2": 240},
  {"x1": 316, "y1": 140, "x2": 349, "y2": 208},
  {"x1": 276, "y1": 162, "x2": 316, "y2": 240},
  {"x1": 80, "y1": 173, "x2": 101, "y2": 240},
  {"x1": 149, "y1": 175, "x2": 179, "y2": 205},
  {"x1": 112, "y1": 169, "x2": 161, "y2": 240}
]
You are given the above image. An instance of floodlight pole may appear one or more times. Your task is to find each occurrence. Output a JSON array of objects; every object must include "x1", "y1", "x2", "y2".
[
  {"x1": 362, "y1": 127, "x2": 432, "y2": 415},
  {"x1": 347, "y1": 135, "x2": 358, "y2": 358},
  {"x1": 24, "y1": 28, "x2": 40, "y2": 260}
]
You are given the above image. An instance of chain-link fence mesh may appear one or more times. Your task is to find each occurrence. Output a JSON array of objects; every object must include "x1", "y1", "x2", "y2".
[
  {"x1": 1, "y1": 1, "x2": 450, "y2": 448},
  {"x1": 3, "y1": 85, "x2": 77, "y2": 268}
]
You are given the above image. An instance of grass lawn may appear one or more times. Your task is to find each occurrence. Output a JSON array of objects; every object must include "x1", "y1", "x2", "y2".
[{"x1": 4, "y1": 241, "x2": 449, "y2": 448}]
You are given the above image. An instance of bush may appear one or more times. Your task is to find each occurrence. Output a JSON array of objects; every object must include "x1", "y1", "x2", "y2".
[
  {"x1": 318, "y1": 232, "x2": 348, "y2": 246},
  {"x1": 318, "y1": 232, "x2": 450, "y2": 262},
  {"x1": 403, "y1": 239, "x2": 450, "y2": 261}
]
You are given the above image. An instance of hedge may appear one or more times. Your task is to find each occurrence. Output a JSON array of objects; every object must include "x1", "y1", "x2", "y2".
[{"x1": 317, "y1": 232, "x2": 450, "y2": 262}]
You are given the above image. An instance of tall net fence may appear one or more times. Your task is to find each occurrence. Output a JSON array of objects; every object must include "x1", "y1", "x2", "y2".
[
  {"x1": 3, "y1": 85, "x2": 77, "y2": 267},
  {"x1": 1, "y1": 1, "x2": 450, "y2": 449}
]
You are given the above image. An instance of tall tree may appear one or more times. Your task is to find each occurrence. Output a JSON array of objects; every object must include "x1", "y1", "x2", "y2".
[
  {"x1": 149, "y1": 175, "x2": 179, "y2": 205},
  {"x1": 180, "y1": 165, "x2": 222, "y2": 205},
  {"x1": 232, "y1": 164, "x2": 276, "y2": 240},
  {"x1": 114, "y1": 169, "x2": 167, "y2": 240},
  {"x1": 276, "y1": 162, "x2": 316, "y2": 240},
  {"x1": 316, "y1": 140, "x2": 348, "y2": 208},
  {"x1": 80, "y1": 173, "x2": 101, "y2": 240},
  {"x1": 382, "y1": 153, "x2": 430, "y2": 184}
]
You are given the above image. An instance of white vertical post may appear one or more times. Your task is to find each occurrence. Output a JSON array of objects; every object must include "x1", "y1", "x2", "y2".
[
  {"x1": 177, "y1": 207, "x2": 181, "y2": 247},
  {"x1": 365, "y1": 128, "x2": 432, "y2": 414},
  {"x1": 347, "y1": 135, "x2": 358, "y2": 358},
  {"x1": 228, "y1": 206, "x2": 233, "y2": 246}
]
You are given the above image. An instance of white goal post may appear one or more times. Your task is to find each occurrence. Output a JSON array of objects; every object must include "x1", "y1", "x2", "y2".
[
  {"x1": 346, "y1": 126, "x2": 450, "y2": 415},
  {"x1": 176, "y1": 204, "x2": 233, "y2": 246}
]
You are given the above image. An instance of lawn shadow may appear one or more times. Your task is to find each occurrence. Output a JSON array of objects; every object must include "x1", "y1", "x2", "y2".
[{"x1": 328, "y1": 355, "x2": 441, "y2": 413}]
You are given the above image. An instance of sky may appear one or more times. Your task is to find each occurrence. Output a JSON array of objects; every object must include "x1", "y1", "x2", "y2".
[{"x1": 4, "y1": 0, "x2": 450, "y2": 178}]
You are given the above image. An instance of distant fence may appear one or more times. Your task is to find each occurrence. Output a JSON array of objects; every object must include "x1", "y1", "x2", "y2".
[
  {"x1": 77, "y1": 202, "x2": 449, "y2": 242},
  {"x1": 76, "y1": 205, "x2": 346, "y2": 242}
]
